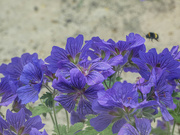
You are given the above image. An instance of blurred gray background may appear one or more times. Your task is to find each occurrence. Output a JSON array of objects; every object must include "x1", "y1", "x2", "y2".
[{"x1": 0, "y1": 0, "x2": 180, "y2": 134}]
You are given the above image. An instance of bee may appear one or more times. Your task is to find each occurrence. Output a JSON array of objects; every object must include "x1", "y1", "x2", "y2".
[{"x1": 146, "y1": 32, "x2": 159, "y2": 41}]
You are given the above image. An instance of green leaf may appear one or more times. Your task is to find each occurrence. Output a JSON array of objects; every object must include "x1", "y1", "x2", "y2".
[
  {"x1": 172, "y1": 92, "x2": 180, "y2": 98},
  {"x1": 168, "y1": 100, "x2": 180, "y2": 124},
  {"x1": 151, "y1": 127, "x2": 168, "y2": 135},
  {"x1": 55, "y1": 103, "x2": 64, "y2": 114},
  {"x1": 142, "y1": 107, "x2": 157, "y2": 119},
  {"x1": 153, "y1": 110, "x2": 162, "y2": 119},
  {"x1": 76, "y1": 114, "x2": 116, "y2": 135},
  {"x1": 32, "y1": 104, "x2": 51, "y2": 117},
  {"x1": 67, "y1": 123, "x2": 84, "y2": 135},
  {"x1": 53, "y1": 124, "x2": 67, "y2": 135},
  {"x1": 53, "y1": 123, "x2": 84, "y2": 135},
  {"x1": 40, "y1": 92, "x2": 54, "y2": 108},
  {"x1": 116, "y1": 76, "x2": 122, "y2": 82}
]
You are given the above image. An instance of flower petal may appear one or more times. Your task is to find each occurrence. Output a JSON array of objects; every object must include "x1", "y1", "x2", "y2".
[
  {"x1": 24, "y1": 116, "x2": 45, "y2": 134},
  {"x1": 20, "y1": 63, "x2": 42, "y2": 85},
  {"x1": 84, "y1": 83, "x2": 104, "y2": 102},
  {"x1": 118, "y1": 123, "x2": 139, "y2": 135},
  {"x1": 70, "y1": 68, "x2": 86, "y2": 89},
  {"x1": 77, "y1": 98, "x2": 94, "y2": 115},
  {"x1": 90, "y1": 113, "x2": 114, "y2": 132},
  {"x1": 52, "y1": 76, "x2": 75, "y2": 93},
  {"x1": 45, "y1": 46, "x2": 68, "y2": 73},
  {"x1": 86, "y1": 70, "x2": 104, "y2": 85},
  {"x1": 54, "y1": 94, "x2": 76, "y2": 113},
  {"x1": 17, "y1": 85, "x2": 39, "y2": 104},
  {"x1": 135, "y1": 116, "x2": 151, "y2": 135},
  {"x1": 6, "y1": 109, "x2": 25, "y2": 132},
  {"x1": 112, "y1": 118, "x2": 127, "y2": 133},
  {"x1": 90, "y1": 62, "x2": 111, "y2": 71},
  {"x1": 65, "y1": 35, "x2": 84, "y2": 58}
]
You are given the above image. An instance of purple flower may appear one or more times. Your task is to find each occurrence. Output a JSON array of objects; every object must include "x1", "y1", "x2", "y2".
[
  {"x1": 56, "y1": 58, "x2": 113, "y2": 85},
  {"x1": 162, "y1": 45, "x2": 180, "y2": 60},
  {"x1": 70, "y1": 111, "x2": 86, "y2": 125},
  {"x1": 90, "y1": 81, "x2": 139, "y2": 133},
  {"x1": 132, "y1": 48, "x2": 180, "y2": 80},
  {"x1": 0, "y1": 53, "x2": 44, "y2": 104},
  {"x1": 136, "y1": 68, "x2": 175, "y2": 121},
  {"x1": 0, "y1": 109, "x2": 45, "y2": 135},
  {"x1": 0, "y1": 53, "x2": 38, "y2": 83},
  {"x1": 17, "y1": 58, "x2": 44, "y2": 104},
  {"x1": 30, "y1": 128, "x2": 48, "y2": 135},
  {"x1": 118, "y1": 116, "x2": 151, "y2": 135},
  {"x1": 45, "y1": 34, "x2": 90, "y2": 73},
  {"x1": 53, "y1": 68, "x2": 104, "y2": 115},
  {"x1": 0, "y1": 77, "x2": 17, "y2": 106}
]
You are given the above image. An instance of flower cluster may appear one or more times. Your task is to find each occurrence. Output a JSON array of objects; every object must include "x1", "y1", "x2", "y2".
[
  {"x1": 0, "y1": 109, "x2": 47, "y2": 135},
  {"x1": 0, "y1": 33, "x2": 180, "y2": 134}
]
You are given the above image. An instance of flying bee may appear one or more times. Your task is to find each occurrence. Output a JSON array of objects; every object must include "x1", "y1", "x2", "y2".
[{"x1": 146, "y1": 32, "x2": 159, "y2": 41}]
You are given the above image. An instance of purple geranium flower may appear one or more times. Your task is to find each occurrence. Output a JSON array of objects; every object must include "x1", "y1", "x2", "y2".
[
  {"x1": 132, "y1": 48, "x2": 180, "y2": 80},
  {"x1": 0, "y1": 53, "x2": 44, "y2": 104},
  {"x1": 90, "y1": 81, "x2": 139, "y2": 133},
  {"x1": 118, "y1": 116, "x2": 151, "y2": 135},
  {"x1": 0, "y1": 53, "x2": 38, "y2": 83},
  {"x1": 56, "y1": 58, "x2": 113, "y2": 85},
  {"x1": 45, "y1": 34, "x2": 91, "y2": 73},
  {"x1": 0, "y1": 109, "x2": 45, "y2": 135},
  {"x1": 53, "y1": 68, "x2": 104, "y2": 115},
  {"x1": 16, "y1": 58, "x2": 44, "y2": 104},
  {"x1": 135, "y1": 68, "x2": 175, "y2": 121}
]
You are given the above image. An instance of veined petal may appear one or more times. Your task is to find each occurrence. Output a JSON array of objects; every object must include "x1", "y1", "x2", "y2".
[
  {"x1": 6, "y1": 109, "x2": 25, "y2": 132},
  {"x1": 159, "y1": 104, "x2": 173, "y2": 121},
  {"x1": 107, "y1": 55, "x2": 123, "y2": 66},
  {"x1": 65, "y1": 35, "x2": 84, "y2": 59},
  {"x1": 90, "y1": 113, "x2": 114, "y2": 132},
  {"x1": 52, "y1": 76, "x2": 75, "y2": 93},
  {"x1": 54, "y1": 94, "x2": 76, "y2": 113},
  {"x1": 0, "y1": 93, "x2": 17, "y2": 106},
  {"x1": 86, "y1": 70, "x2": 104, "y2": 85},
  {"x1": 0, "y1": 116, "x2": 9, "y2": 133},
  {"x1": 92, "y1": 100, "x2": 114, "y2": 113},
  {"x1": 90, "y1": 62, "x2": 111, "y2": 71},
  {"x1": 17, "y1": 85, "x2": 39, "y2": 104},
  {"x1": 118, "y1": 123, "x2": 139, "y2": 135},
  {"x1": 112, "y1": 118, "x2": 126, "y2": 133},
  {"x1": 70, "y1": 68, "x2": 86, "y2": 89},
  {"x1": 20, "y1": 63, "x2": 42, "y2": 85},
  {"x1": 77, "y1": 98, "x2": 94, "y2": 115},
  {"x1": 84, "y1": 83, "x2": 104, "y2": 102},
  {"x1": 135, "y1": 116, "x2": 151, "y2": 135},
  {"x1": 24, "y1": 116, "x2": 45, "y2": 134},
  {"x1": 45, "y1": 46, "x2": 68, "y2": 73}
]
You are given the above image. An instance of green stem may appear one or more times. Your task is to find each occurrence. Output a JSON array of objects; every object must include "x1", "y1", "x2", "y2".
[
  {"x1": 123, "y1": 116, "x2": 131, "y2": 124},
  {"x1": 53, "y1": 100, "x2": 60, "y2": 135},
  {"x1": 43, "y1": 83, "x2": 53, "y2": 94},
  {"x1": 52, "y1": 90, "x2": 60, "y2": 135},
  {"x1": 65, "y1": 109, "x2": 70, "y2": 132},
  {"x1": 49, "y1": 112, "x2": 55, "y2": 125},
  {"x1": 109, "y1": 77, "x2": 112, "y2": 88},
  {"x1": 167, "y1": 122, "x2": 170, "y2": 135},
  {"x1": 172, "y1": 121, "x2": 176, "y2": 135},
  {"x1": 104, "y1": 80, "x2": 109, "y2": 89}
]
